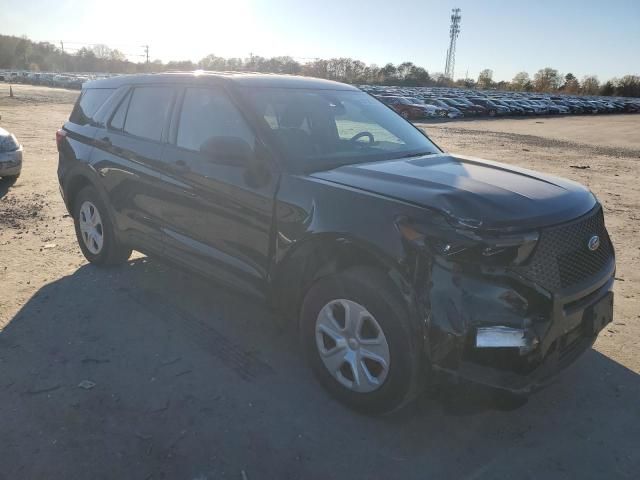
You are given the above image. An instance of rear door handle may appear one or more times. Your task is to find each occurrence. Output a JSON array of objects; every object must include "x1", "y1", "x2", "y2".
[{"x1": 98, "y1": 136, "x2": 112, "y2": 147}]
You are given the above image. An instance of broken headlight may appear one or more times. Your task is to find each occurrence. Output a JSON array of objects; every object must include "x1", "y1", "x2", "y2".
[
  {"x1": 398, "y1": 218, "x2": 538, "y2": 266},
  {"x1": 431, "y1": 231, "x2": 538, "y2": 266}
]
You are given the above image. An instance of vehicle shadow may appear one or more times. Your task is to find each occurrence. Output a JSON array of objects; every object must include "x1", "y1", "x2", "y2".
[{"x1": 1, "y1": 257, "x2": 638, "y2": 479}]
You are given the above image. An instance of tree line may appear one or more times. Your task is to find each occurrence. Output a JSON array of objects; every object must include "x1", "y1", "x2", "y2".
[
  {"x1": 476, "y1": 67, "x2": 640, "y2": 98},
  {"x1": 1, "y1": 34, "x2": 638, "y2": 97}
]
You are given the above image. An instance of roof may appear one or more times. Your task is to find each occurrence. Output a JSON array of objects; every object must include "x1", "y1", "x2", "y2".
[{"x1": 84, "y1": 71, "x2": 358, "y2": 91}]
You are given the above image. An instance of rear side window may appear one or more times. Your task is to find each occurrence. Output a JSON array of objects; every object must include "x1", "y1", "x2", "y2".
[
  {"x1": 69, "y1": 88, "x2": 115, "y2": 125},
  {"x1": 123, "y1": 87, "x2": 174, "y2": 142}
]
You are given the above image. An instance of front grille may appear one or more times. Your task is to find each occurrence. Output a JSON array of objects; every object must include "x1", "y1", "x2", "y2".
[{"x1": 512, "y1": 207, "x2": 614, "y2": 292}]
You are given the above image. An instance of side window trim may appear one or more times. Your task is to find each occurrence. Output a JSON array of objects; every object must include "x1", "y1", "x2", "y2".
[
  {"x1": 168, "y1": 87, "x2": 186, "y2": 146},
  {"x1": 161, "y1": 87, "x2": 178, "y2": 144},
  {"x1": 107, "y1": 87, "x2": 132, "y2": 132}
]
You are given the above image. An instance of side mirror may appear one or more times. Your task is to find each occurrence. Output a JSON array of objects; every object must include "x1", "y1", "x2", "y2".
[{"x1": 200, "y1": 136, "x2": 254, "y2": 166}]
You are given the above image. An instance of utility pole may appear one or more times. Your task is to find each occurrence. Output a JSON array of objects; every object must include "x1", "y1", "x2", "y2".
[
  {"x1": 60, "y1": 41, "x2": 65, "y2": 72},
  {"x1": 144, "y1": 45, "x2": 150, "y2": 71},
  {"x1": 444, "y1": 8, "x2": 462, "y2": 80}
]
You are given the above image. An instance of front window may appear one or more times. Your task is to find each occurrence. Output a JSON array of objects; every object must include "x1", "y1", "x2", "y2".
[
  {"x1": 240, "y1": 88, "x2": 440, "y2": 172},
  {"x1": 176, "y1": 87, "x2": 255, "y2": 154}
]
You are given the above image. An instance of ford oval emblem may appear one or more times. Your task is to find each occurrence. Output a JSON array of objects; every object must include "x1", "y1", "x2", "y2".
[{"x1": 588, "y1": 235, "x2": 600, "y2": 251}]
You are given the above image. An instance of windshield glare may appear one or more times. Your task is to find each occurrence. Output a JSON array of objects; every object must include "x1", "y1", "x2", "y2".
[{"x1": 242, "y1": 88, "x2": 441, "y2": 171}]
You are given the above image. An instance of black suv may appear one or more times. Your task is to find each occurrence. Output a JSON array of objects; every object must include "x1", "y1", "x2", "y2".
[{"x1": 57, "y1": 73, "x2": 615, "y2": 414}]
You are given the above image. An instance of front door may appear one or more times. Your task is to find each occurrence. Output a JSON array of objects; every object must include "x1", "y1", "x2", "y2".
[{"x1": 160, "y1": 86, "x2": 278, "y2": 297}]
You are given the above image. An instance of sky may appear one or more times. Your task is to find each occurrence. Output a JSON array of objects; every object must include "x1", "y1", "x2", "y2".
[{"x1": 2, "y1": 0, "x2": 639, "y2": 81}]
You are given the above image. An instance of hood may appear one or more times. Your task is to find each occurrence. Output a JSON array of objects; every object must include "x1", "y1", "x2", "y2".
[{"x1": 310, "y1": 153, "x2": 596, "y2": 231}]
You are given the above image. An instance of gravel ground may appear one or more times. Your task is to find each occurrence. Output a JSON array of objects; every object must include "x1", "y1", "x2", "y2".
[{"x1": 0, "y1": 84, "x2": 638, "y2": 479}]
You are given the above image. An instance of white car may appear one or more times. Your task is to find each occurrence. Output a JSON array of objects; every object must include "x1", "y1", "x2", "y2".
[{"x1": 0, "y1": 127, "x2": 23, "y2": 180}]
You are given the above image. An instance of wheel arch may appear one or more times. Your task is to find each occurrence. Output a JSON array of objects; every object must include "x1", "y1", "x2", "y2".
[
  {"x1": 64, "y1": 173, "x2": 94, "y2": 214},
  {"x1": 62, "y1": 167, "x2": 112, "y2": 220},
  {"x1": 271, "y1": 233, "x2": 415, "y2": 326}
]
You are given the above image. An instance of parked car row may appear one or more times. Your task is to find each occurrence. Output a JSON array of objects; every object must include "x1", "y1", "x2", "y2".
[
  {"x1": 360, "y1": 85, "x2": 640, "y2": 120},
  {"x1": 0, "y1": 70, "x2": 115, "y2": 90}
]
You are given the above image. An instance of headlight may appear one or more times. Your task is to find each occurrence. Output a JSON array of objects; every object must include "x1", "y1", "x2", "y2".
[
  {"x1": 0, "y1": 134, "x2": 19, "y2": 153},
  {"x1": 431, "y1": 231, "x2": 539, "y2": 266},
  {"x1": 397, "y1": 217, "x2": 539, "y2": 266}
]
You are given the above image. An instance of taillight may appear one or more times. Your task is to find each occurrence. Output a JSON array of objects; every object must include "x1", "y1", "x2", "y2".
[{"x1": 55, "y1": 128, "x2": 67, "y2": 150}]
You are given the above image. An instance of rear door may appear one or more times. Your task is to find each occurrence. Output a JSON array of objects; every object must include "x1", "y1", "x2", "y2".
[
  {"x1": 59, "y1": 87, "x2": 115, "y2": 195},
  {"x1": 160, "y1": 85, "x2": 278, "y2": 296},
  {"x1": 61, "y1": 87, "x2": 116, "y2": 169},
  {"x1": 89, "y1": 84, "x2": 177, "y2": 253}
]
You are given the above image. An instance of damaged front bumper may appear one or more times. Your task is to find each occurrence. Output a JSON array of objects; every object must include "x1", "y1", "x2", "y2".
[{"x1": 426, "y1": 260, "x2": 615, "y2": 394}]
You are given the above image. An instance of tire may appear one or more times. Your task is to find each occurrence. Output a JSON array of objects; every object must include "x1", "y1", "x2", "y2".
[
  {"x1": 300, "y1": 266, "x2": 424, "y2": 415},
  {"x1": 73, "y1": 185, "x2": 131, "y2": 266},
  {"x1": 1, "y1": 174, "x2": 19, "y2": 184}
]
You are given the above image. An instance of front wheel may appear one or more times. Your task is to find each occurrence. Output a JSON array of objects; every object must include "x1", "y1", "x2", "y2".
[
  {"x1": 1, "y1": 174, "x2": 19, "y2": 184},
  {"x1": 73, "y1": 186, "x2": 131, "y2": 265},
  {"x1": 300, "y1": 267, "x2": 423, "y2": 414}
]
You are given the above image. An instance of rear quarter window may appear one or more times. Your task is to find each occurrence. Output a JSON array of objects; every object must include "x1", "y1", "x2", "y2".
[{"x1": 69, "y1": 88, "x2": 115, "y2": 125}]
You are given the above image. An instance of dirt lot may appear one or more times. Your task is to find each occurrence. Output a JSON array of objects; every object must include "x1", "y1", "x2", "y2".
[{"x1": 1, "y1": 84, "x2": 639, "y2": 479}]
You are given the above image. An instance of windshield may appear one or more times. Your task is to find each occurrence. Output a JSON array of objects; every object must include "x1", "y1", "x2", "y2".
[{"x1": 241, "y1": 88, "x2": 441, "y2": 172}]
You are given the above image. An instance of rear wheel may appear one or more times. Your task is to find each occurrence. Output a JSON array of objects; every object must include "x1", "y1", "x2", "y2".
[
  {"x1": 73, "y1": 186, "x2": 131, "y2": 265},
  {"x1": 300, "y1": 267, "x2": 423, "y2": 414}
]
